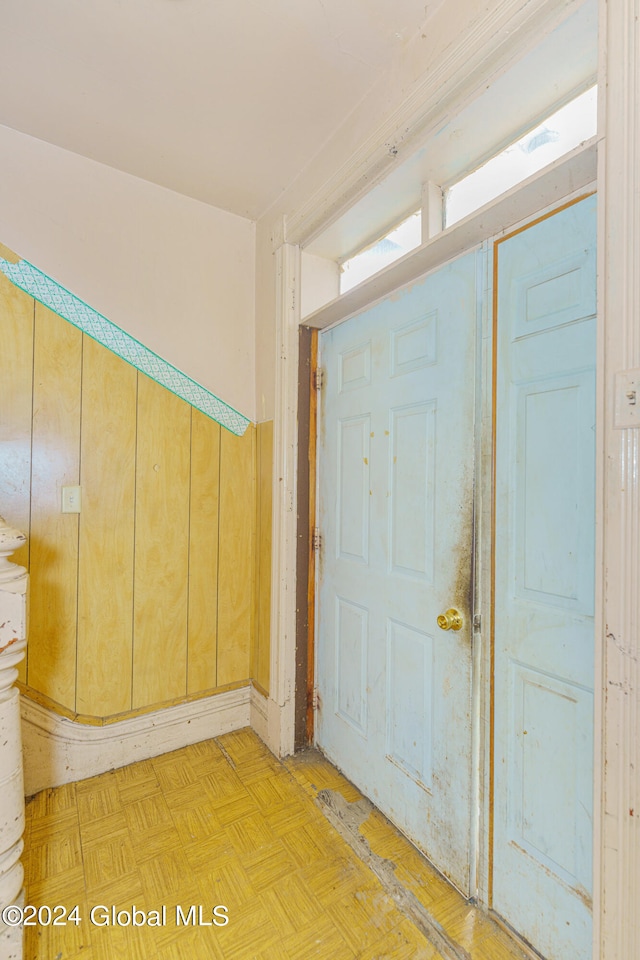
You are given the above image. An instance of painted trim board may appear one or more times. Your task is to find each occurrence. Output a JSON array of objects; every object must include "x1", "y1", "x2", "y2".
[
  {"x1": 303, "y1": 139, "x2": 597, "y2": 331},
  {"x1": 21, "y1": 685, "x2": 251, "y2": 795}
]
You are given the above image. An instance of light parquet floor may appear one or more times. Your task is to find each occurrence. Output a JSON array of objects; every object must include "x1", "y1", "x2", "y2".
[{"x1": 22, "y1": 728, "x2": 529, "y2": 960}]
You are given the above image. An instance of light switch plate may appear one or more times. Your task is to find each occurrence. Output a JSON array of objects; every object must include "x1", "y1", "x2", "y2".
[
  {"x1": 62, "y1": 485, "x2": 81, "y2": 513},
  {"x1": 615, "y1": 369, "x2": 640, "y2": 428}
]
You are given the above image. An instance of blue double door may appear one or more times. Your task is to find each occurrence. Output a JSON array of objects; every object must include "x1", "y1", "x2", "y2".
[{"x1": 316, "y1": 195, "x2": 596, "y2": 959}]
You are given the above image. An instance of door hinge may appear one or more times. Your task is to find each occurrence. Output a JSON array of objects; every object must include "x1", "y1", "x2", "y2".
[
  {"x1": 311, "y1": 526, "x2": 322, "y2": 553},
  {"x1": 313, "y1": 367, "x2": 324, "y2": 392}
]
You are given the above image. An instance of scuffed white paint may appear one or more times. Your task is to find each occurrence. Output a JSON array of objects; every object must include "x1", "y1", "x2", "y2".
[
  {"x1": 0, "y1": 518, "x2": 28, "y2": 960},
  {"x1": 21, "y1": 687, "x2": 252, "y2": 796}
]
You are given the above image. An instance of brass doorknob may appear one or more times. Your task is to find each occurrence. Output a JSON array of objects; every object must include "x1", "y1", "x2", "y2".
[{"x1": 437, "y1": 608, "x2": 463, "y2": 631}]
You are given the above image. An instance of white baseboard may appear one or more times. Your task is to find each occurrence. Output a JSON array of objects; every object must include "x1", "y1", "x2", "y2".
[
  {"x1": 20, "y1": 687, "x2": 251, "y2": 796},
  {"x1": 250, "y1": 685, "x2": 269, "y2": 744}
]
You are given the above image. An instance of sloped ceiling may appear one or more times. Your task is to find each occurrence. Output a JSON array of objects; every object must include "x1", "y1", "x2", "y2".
[{"x1": 0, "y1": 0, "x2": 439, "y2": 219}]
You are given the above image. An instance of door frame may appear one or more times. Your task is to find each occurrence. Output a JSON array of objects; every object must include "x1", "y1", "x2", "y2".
[
  {"x1": 295, "y1": 147, "x2": 599, "y2": 918},
  {"x1": 268, "y1": 6, "x2": 640, "y2": 955}
]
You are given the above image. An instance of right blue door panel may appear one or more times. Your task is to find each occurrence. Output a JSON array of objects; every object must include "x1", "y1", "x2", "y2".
[{"x1": 493, "y1": 195, "x2": 596, "y2": 959}]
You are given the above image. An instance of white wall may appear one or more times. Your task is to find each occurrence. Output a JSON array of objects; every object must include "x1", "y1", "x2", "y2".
[{"x1": 0, "y1": 123, "x2": 256, "y2": 421}]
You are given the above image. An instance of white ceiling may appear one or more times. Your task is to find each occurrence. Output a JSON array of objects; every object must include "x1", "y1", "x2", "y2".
[{"x1": 0, "y1": 0, "x2": 439, "y2": 220}]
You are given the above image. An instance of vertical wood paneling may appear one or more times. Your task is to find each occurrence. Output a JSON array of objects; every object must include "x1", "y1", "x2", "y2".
[
  {"x1": 254, "y1": 420, "x2": 273, "y2": 693},
  {"x1": 2, "y1": 259, "x2": 263, "y2": 718},
  {"x1": 76, "y1": 337, "x2": 137, "y2": 715},
  {"x1": 132, "y1": 374, "x2": 190, "y2": 708},
  {"x1": 0, "y1": 270, "x2": 33, "y2": 570},
  {"x1": 0, "y1": 274, "x2": 34, "y2": 548},
  {"x1": 0, "y1": 268, "x2": 33, "y2": 685},
  {"x1": 218, "y1": 425, "x2": 256, "y2": 686},
  {"x1": 187, "y1": 409, "x2": 220, "y2": 693},
  {"x1": 28, "y1": 304, "x2": 82, "y2": 709}
]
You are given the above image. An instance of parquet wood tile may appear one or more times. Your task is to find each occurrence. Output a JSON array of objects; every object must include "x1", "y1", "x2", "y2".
[
  {"x1": 263, "y1": 801, "x2": 312, "y2": 839},
  {"x1": 211, "y1": 897, "x2": 280, "y2": 960},
  {"x1": 201, "y1": 768, "x2": 247, "y2": 805},
  {"x1": 154, "y1": 925, "x2": 223, "y2": 960},
  {"x1": 259, "y1": 873, "x2": 324, "y2": 938},
  {"x1": 196, "y1": 858, "x2": 257, "y2": 908},
  {"x1": 162, "y1": 780, "x2": 214, "y2": 811},
  {"x1": 299, "y1": 856, "x2": 376, "y2": 907},
  {"x1": 280, "y1": 821, "x2": 339, "y2": 867},
  {"x1": 27, "y1": 782, "x2": 78, "y2": 817},
  {"x1": 27, "y1": 828, "x2": 83, "y2": 883},
  {"x1": 76, "y1": 781, "x2": 123, "y2": 821},
  {"x1": 182, "y1": 738, "x2": 228, "y2": 772},
  {"x1": 279, "y1": 911, "x2": 357, "y2": 960},
  {"x1": 25, "y1": 866, "x2": 87, "y2": 907},
  {"x1": 83, "y1": 872, "x2": 146, "y2": 912},
  {"x1": 22, "y1": 727, "x2": 529, "y2": 960},
  {"x1": 129, "y1": 824, "x2": 185, "y2": 863},
  {"x1": 224, "y1": 812, "x2": 276, "y2": 858},
  {"x1": 89, "y1": 918, "x2": 156, "y2": 960},
  {"x1": 171, "y1": 803, "x2": 222, "y2": 845},
  {"x1": 28, "y1": 807, "x2": 79, "y2": 845},
  {"x1": 83, "y1": 834, "x2": 139, "y2": 891},
  {"x1": 230, "y1": 755, "x2": 282, "y2": 785},
  {"x1": 79, "y1": 809, "x2": 130, "y2": 846},
  {"x1": 115, "y1": 756, "x2": 158, "y2": 787},
  {"x1": 212, "y1": 792, "x2": 260, "y2": 827},
  {"x1": 240, "y1": 839, "x2": 297, "y2": 891},
  {"x1": 358, "y1": 919, "x2": 442, "y2": 960},
  {"x1": 152, "y1": 754, "x2": 200, "y2": 793},
  {"x1": 139, "y1": 850, "x2": 201, "y2": 902},
  {"x1": 24, "y1": 903, "x2": 91, "y2": 960},
  {"x1": 117, "y1": 777, "x2": 164, "y2": 806},
  {"x1": 331, "y1": 887, "x2": 401, "y2": 953},
  {"x1": 122, "y1": 792, "x2": 176, "y2": 835},
  {"x1": 183, "y1": 831, "x2": 237, "y2": 876}
]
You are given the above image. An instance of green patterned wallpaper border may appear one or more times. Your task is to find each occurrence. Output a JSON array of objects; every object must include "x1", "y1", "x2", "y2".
[{"x1": 0, "y1": 257, "x2": 250, "y2": 436}]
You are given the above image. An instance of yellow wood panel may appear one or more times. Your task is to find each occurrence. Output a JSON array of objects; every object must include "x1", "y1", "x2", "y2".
[
  {"x1": 255, "y1": 420, "x2": 273, "y2": 692},
  {"x1": 217, "y1": 425, "x2": 256, "y2": 686},
  {"x1": 76, "y1": 337, "x2": 137, "y2": 716},
  {"x1": 0, "y1": 271, "x2": 33, "y2": 568},
  {"x1": 132, "y1": 374, "x2": 190, "y2": 708},
  {"x1": 28, "y1": 304, "x2": 82, "y2": 709},
  {"x1": 0, "y1": 271, "x2": 34, "y2": 684},
  {"x1": 187, "y1": 409, "x2": 220, "y2": 693},
  {"x1": 0, "y1": 240, "x2": 20, "y2": 262}
]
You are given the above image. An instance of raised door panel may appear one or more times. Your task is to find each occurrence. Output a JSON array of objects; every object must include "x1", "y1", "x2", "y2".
[{"x1": 389, "y1": 402, "x2": 436, "y2": 581}]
